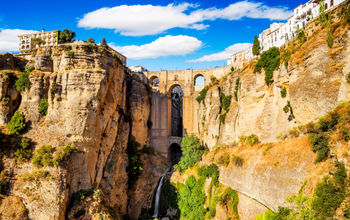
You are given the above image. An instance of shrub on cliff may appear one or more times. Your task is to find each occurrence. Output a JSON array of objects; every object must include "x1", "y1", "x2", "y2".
[
  {"x1": 126, "y1": 137, "x2": 143, "y2": 187},
  {"x1": 32, "y1": 145, "x2": 54, "y2": 167},
  {"x1": 39, "y1": 98, "x2": 48, "y2": 116},
  {"x1": 296, "y1": 28, "x2": 307, "y2": 44},
  {"x1": 280, "y1": 87, "x2": 287, "y2": 98},
  {"x1": 309, "y1": 133, "x2": 330, "y2": 163},
  {"x1": 52, "y1": 144, "x2": 77, "y2": 167},
  {"x1": 14, "y1": 138, "x2": 32, "y2": 162},
  {"x1": 196, "y1": 87, "x2": 208, "y2": 104},
  {"x1": 254, "y1": 47, "x2": 280, "y2": 85},
  {"x1": 160, "y1": 179, "x2": 179, "y2": 218},
  {"x1": 15, "y1": 71, "x2": 31, "y2": 92},
  {"x1": 7, "y1": 111, "x2": 26, "y2": 135},
  {"x1": 219, "y1": 92, "x2": 232, "y2": 112},
  {"x1": 217, "y1": 154, "x2": 230, "y2": 167},
  {"x1": 175, "y1": 134, "x2": 204, "y2": 172}
]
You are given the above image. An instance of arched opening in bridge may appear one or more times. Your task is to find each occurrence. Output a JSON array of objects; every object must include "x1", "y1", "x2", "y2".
[
  {"x1": 169, "y1": 85, "x2": 183, "y2": 137},
  {"x1": 168, "y1": 143, "x2": 182, "y2": 165},
  {"x1": 150, "y1": 76, "x2": 160, "y2": 87},
  {"x1": 194, "y1": 74, "x2": 205, "y2": 92},
  {"x1": 194, "y1": 75, "x2": 205, "y2": 86}
]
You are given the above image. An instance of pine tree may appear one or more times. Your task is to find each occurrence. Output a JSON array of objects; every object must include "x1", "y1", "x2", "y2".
[{"x1": 253, "y1": 36, "x2": 260, "y2": 56}]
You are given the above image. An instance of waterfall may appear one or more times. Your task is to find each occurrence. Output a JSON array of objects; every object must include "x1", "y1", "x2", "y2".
[{"x1": 153, "y1": 175, "x2": 166, "y2": 218}]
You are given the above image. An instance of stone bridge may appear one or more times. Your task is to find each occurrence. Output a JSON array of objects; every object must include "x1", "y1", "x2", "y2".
[{"x1": 145, "y1": 65, "x2": 234, "y2": 162}]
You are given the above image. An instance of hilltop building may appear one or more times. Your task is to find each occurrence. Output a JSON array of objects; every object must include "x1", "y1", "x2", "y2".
[
  {"x1": 129, "y1": 65, "x2": 148, "y2": 73},
  {"x1": 227, "y1": 0, "x2": 346, "y2": 66},
  {"x1": 18, "y1": 29, "x2": 58, "y2": 54}
]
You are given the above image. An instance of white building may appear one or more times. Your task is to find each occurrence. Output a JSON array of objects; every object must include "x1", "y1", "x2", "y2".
[
  {"x1": 18, "y1": 29, "x2": 58, "y2": 53},
  {"x1": 227, "y1": 0, "x2": 346, "y2": 62},
  {"x1": 259, "y1": 22, "x2": 286, "y2": 52},
  {"x1": 227, "y1": 46, "x2": 255, "y2": 68},
  {"x1": 129, "y1": 65, "x2": 148, "y2": 73}
]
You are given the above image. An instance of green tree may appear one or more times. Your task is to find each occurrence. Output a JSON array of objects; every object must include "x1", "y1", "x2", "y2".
[
  {"x1": 178, "y1": 176, "x2": 206, "y2": 220},
  {"x1": 58, "y1": 29, "x2": 76, "y2": 43},
  {"x1": 7, "y1": 111, "x2": 26, "y2": 135},
  {"x1": 253, "y1": 36, "x2": 260, "y2": 56},
  {"x1": 175, "y1": 134, "x2": 204, "y2": 172}
]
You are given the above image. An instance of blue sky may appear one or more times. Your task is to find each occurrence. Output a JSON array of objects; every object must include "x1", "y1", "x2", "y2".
[{"x1": 0, "y1": 0, "x2": 306, "y2": 71}]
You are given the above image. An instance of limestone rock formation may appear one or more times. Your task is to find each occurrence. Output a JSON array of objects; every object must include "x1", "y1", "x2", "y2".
[{"x1": 0, "y1": 42, "x2": 167, "y2": 219}]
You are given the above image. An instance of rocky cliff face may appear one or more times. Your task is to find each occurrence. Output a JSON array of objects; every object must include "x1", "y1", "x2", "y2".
[
  {"x1": 197, "y1": 15, "x2": 350, "y2": 150},
  {"x1": 191, "y1": 4, "x2": 350, "y2": 219},
  {"x1": 0, "y1": 42, "x2": 167, "y2": 219}
]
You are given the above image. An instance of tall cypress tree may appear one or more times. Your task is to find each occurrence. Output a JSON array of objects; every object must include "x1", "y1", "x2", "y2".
[{"x1": 253, "y1": 36, "x2": 260, "y2": 56}]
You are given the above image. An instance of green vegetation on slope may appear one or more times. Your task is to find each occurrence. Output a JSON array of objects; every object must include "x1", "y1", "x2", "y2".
[
  {"x1": 174, "y1": 134, "x2": 205, "y2": 172},
  {"x1": 254, "y1": 47, "x2": 280, "y2": 85}
]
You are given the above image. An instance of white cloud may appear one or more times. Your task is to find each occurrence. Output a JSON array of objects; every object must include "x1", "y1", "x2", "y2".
[
  {"x1": 188, "y1": 43, "x2": 252, "y2": 63},
  {"x1": 110, "y1": 35, "x2": 202, "y2": 59},
  {"x1": 78, "y1": 1, "x2": 292, "y2": 36},
  {"x1": 0, "y1": 29, "x2": 38, "y2": 52}
]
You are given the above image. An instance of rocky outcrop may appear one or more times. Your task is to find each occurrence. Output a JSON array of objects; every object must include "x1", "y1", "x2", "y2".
[{"x1": 0, "y1": 43, "x2": 167, "y2": 219}]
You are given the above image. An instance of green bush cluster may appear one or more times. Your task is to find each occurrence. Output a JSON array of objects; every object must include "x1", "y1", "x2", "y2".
[
  {"x1": 196, "y1": 87, "x2": 208, "y2": 104},
  {"x1": 309, "y1": 133, "x2": 330, "y2": 163},
  {"x1": 217, "y1": 188, "x2": 239, "y2": 215},
  {"x1": 280, "y1": 87, "x2": 287, "y2": 98},
  {"x1": 39, "y1": 98, "x2": 48, "y2": 116},
  {"x1": 7, "y1": 111, "x2": 26, "y2": 135},
  {"x1": 178, "y1": 175, "x2": 206, "y2": 220},
  {"x1": 232, "y1": 155, "x2": 244, "y2": 167},
  {"x1": 234, "y1": 78, "x2": 240, "y2": 101},
  {"x1": 254, "y1": 47, "x2": 280, "y2": 85},
  {"x1": 296, "y1": 28, "x2": 307, "y2": 44},
  {"x1": 58, "y1": 29, "x2": 76, "y2": 43},
  {"x1": 219, "y1": 113, "x2": 226, "y2": 124},
  {"x1": 69, "y1": 187, "x2": 94, "y2": 209},
  {"x1": 317, "y1": 113, "x2": 339, "y2": 132},
  {"x1": 52, "y1": 144, "x2": 77, "y2": 167},
  {"x1": 312, "y1": 162, "x2": 347, "y2": 219},
  {"x1": 2, "y1": 97, "x2": 10, "y2": 106},
  {"x1": 32, "y1": 144, "x2": 76, "y2": 168},
  {"x1": 219, "y1": 92, "x2": 232, "y2": 112},
  {"x1": 0, "y1": 172, "x2": 9, "y2": 195},
  {"x1": 197, "y1": 164, "x2": 219, "y2": 186},
  {"x1": 15, "y1": 71, "x2": 31, "y2": 92},
  {"x1": 240, "y1": 134, "x2": 260, "y2": 146},
  {"x1": 101, "y1": 37, "x2": 108, "y2": 48},
  {"x1": 32, "y1": 145, "x2": 53, "y2": 167},
  {"x1": 66, "y1": 50, "x2": 74, "y2": 57},
  {"x1": 210, "y1": 76, "x2": 219, "y2": 86},
  {"x1": 174, "y1": 134, "x2": 204, "y2": 172},
  {"x1": 217, "y1": 154, "x2": 230, "y2": 167},
  {"x1": 14, "y1": 138, "x2": 32, "y2": 161},
  {"x1": 126, "y1": 137, "x2": 143, "y2": 187}
]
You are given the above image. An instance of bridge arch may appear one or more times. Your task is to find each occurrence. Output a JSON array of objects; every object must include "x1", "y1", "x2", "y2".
[
  {"x1": 149, "y1": 75, "x2": 160, "y2": 87},
  {"x1": 168, "y1": 142, "x2": 182, "y2": 165},
  {"x1": 194, "y1": 74, "x2": 205, "y2": 86}
]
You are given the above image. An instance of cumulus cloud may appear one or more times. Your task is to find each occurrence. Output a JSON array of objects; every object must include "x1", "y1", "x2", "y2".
[
  {"x1": 0, "y1": 29, "x2": 38, "y2": 52},
  {"x1": 110, "y1": 35, "x2": 202, "y2": 60},
  {"x1": 78, "y1": 1, "x2": 292, "y2": 36},
  {"x1": 188, "y1": 43, "x2": 252, "y2": 63}
]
